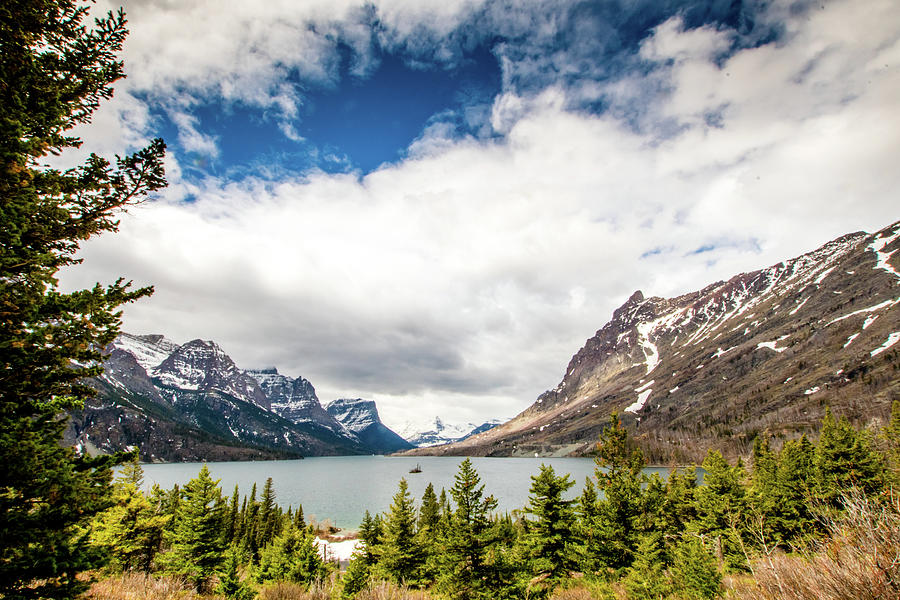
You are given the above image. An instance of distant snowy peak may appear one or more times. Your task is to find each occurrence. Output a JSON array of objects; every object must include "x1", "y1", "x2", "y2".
[
  {"x1": 325, "y1": 399, "x2": 413, "y2": 453},
  {"x1": 397, "y1": 417, "x2": 500, "y2": 447},
  {"x1": 152, "y1": 339, "x2": 270, "y2": 409},
  {"x1": 325, "y1": 398, "x2": 380, "y2": 433},
  {"x1": 246, "y1": 368, "x2": 351, "y2": 437},
  {"x1": 113, "y1": 332, "x2": 181, "y2": 371}
]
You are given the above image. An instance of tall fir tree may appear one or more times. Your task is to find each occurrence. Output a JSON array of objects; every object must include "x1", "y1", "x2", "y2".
[
  {"x1": 376, "y1": 478, "x2": 423, "y2": 586},
  {"x1": 522, "y1": 464, "x2": 577, "y2": 594},
  {"x1": 670, "y1": 535, "x2": 723, "y2": 600},
  {"x1": 163, "y1": 465, "x2": 227, "y2": 590},
  {"x1": 436, "y1": 458, "x2": 500, "y2": 600},
  {"x1": 814, "y1": 408, "x2": 885, "y2": 506},
  {"x1": 622, "y1": 532, "x2": 669, "y2": 600},
  {"x1": 580, "y1": 413, "x2": 648, "y2": 574},
  {"x1": 692, "y1": 450, "x2": 748, "y2": 572},
  {"x1": 0, "y1": 0, "x2": 165, "y2": 596}
]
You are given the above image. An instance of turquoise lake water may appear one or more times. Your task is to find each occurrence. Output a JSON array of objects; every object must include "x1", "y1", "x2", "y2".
[{"x1": 140, "y1": 456, "x2": 675, "y2": 530}]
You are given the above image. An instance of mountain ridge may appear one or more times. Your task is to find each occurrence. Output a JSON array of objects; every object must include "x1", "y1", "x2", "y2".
[
  {"x1": 404, "y1": 221, "x2": 900, "y2": 461},
  {"x1": 66, "y1": 334, "x2": 406, "y2": 461}
]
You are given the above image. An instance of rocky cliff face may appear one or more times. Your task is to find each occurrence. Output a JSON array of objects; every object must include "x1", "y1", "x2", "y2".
[
  {"x1": 67, "y1": 334, "x2": 380, "y2": 460},
  {"x1": 246, "y1": 368, "x2": 353, "y2": 440},
  {"x1": 152, "y1": 339, "x2": 270, "y2": 410},
  {"x1": 325, "y1": 398, "x2": 413, "y2": 454},
  {"x1": 413, "y1": 221, "x2": 900, "y2": 462}
]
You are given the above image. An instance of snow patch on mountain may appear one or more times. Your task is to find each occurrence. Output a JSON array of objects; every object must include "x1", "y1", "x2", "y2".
[{"x1": 113, "y1": 333, "x2": 180, "y2": 371}]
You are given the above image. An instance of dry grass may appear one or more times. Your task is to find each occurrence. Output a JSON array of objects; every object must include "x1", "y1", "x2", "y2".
[
  {"x1": 256, "y1": 577, "x2": 433, "y2": 600},
  {"x1": 728, "y1": 492, "x2": 900, "y2": 600},
  {"x1": 86, "y1": 572, "x2": 220, "y2": 600}
]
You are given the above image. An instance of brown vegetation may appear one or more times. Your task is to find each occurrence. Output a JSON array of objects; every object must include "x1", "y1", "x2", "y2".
[
  {"x1": 728, "y1": 492, "x2": 900, "y2": 600},
  {"x1": 87, "y1": 572, "x2": 216, "y2": 600}
]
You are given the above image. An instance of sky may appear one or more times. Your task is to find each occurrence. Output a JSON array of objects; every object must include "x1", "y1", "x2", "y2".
[{"x1": 59, "y1": 0, "x2": 900, "y2": 431}]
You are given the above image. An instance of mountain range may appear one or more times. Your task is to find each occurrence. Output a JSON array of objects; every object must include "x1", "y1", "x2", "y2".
[
  {"x1": 64, "y1": 335, "x2": 411, "y2": 461},
  {"x1": 406, "y1": 220, "x2": 900, "y2": 462},
  {"x1": 395, "y1": 417, "x2": 504, "y2": 447}
]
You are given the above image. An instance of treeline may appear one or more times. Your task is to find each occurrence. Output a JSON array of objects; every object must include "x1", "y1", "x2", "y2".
[{"x1": 85, "y1": 405, "x2": 900, "y2": 599}]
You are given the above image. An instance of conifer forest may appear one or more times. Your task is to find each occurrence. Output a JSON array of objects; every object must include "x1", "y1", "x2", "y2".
[{"x1": 1, "y1": 1, "x2": 898, "y2": 599}]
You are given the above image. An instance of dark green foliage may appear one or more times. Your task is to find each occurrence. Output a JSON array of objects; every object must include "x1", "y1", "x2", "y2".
[
  {"x1": 358, "y1": 510, "x2": 383, "y2": 565},
  {"x1": 622, "y1": 532, "x2": 669, "y2": 600},
  {"x1": 376, "y1": 478, "x2": 423, "y2": 585},
  {"x1": 341, "y1": 553, "x2": 372, "y2": 598},
  {"x1": 750, "y1": 435, "x2": 816, "y2": 548},
  {"x1": 162, "y1": 465, "x2": 227, "y2": 590},
  {"x1": 692, "y1": 450, "x2": 748, "y2": 572},
  {"x1": 256, "y1": 477, "x2": 281, "y2": 550},
  {"x1": 436, "y1": 458, "x2": 500, "y2": 600},
  {"x1": 670, "y1": 535, "x2": 723, "y2": 600},
  {"x1": 419, "y1": 482, "x2": 441, "y2": 533},
  {"x1": 580, "y1": 413, "x2": 649, "y2": 574},
  {"x1": 522, "y1": 464, "x2": 577, "y2": 594},
  {"x1": 659, "y1": 467, "x2": 699, "y2": 541},
  {"x1": 217, "y1": 546, "x2": 257, "y2": 600},
  {"x1": 814, "y1": 408, "x2": 885, "y2": 506},
  {"x1": 0, "y1": 0, "x2": 166, "y2": 594},
  {"x1": 255, "y1": 523, "x2": 327, "y2": 586}
]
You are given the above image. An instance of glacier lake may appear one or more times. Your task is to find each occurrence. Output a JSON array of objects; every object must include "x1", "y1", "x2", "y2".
[{"x1": 139, "y1": 456, "x2": 675, "y2": 530}]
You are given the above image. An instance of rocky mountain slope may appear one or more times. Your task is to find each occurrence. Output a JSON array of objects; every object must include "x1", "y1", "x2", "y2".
[
  {"x1": 65, "y1": 334, "x2": 400, "y2": 461},
  {"x1": 410, "y1": 221, "x2": 900, "y2": 462},
  {"x1": 325, "y1": 399, "x2": 414, "y2": 454}
]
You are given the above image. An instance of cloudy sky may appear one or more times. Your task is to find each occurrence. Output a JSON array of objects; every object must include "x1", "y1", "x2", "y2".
[{"x1": 60, "y1": 0, "x2": 899, "y2": 430}]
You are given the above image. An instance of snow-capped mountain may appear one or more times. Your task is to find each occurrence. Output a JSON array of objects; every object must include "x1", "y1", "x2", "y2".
[
  {"x1": 67, "y1": 335, "x2": 394, "y2": 461},
  {"x1": 153, "y1": 339, "x2": 270, "y2": 410},
  {"x1": 246, "y1": 368, "x2": 350, "y2": 439},
  {"x1": 396, "y1": 417, "x2": 503, "y2": 447},
  {"x1": 324, "y1": 399, "x2": 413, "y2": 454},
  {"x1": 414, "y1": 220, "x2": 900, "y2": 462}
]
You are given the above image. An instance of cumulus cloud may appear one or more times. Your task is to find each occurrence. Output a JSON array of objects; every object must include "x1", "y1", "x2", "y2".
[{"x1": 60, "y1": 0, "x2": 900, "y2": 428}]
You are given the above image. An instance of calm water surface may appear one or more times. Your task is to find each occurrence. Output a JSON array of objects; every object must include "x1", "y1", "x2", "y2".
[{"x1": 140, "y1": 456, "x2": 672, "y2": 530}]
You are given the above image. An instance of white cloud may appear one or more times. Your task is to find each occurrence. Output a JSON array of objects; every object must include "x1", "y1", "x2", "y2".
[{"x1": 59, "y1": 0, "x2": 900, "y2": 427}]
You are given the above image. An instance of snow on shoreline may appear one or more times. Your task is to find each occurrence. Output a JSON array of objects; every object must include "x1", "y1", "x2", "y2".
[{"x1": 315, "y1": 537, "x2": 363, "y2": 562}]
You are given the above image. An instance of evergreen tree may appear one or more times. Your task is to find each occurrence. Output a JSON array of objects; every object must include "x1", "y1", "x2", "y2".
[
  {"x1": 256, "y1": 477, "x2": 280, "y2": 549},
  {"x1": 419, "y1": 482, "x2": 441, "y2": 533},
  {"x1": 90, "y1": 481, "x2": 170, "y2": 572},
  {"x1": 341, "y1": 552, "x2": 372, "y2": 599},
  {"x1": 255, "y1": 523, "x2": 327, "y2": 586},
  {"x1": 117, "y1": 453, "x2": 145, "y2": 489},
  {"x1": 376, "y1": 478, "x2": 423, "y2": 585},
  {"x1": 0, "y1": 0, "x2": 165, "y2": 596},
  {"x1": 226, "y1": 484, "x2": 241, "y2": 545},
  {"x1": 294, "y1": 503, "x2": 305, "y2": 529},
  {"x1": 436, "y1": 458, "x2": 499, "y2": 600},
  {"x1": 217, "y1": 546, "x2": 257, "y2": 600},
  {"x1": 670, "y1": 535, "x2": 723, "y2": 600},
  {"x1": 814, "y1": 408, "x2": 885, "y2": 506},
  {"x1": 522, "y1": 464, "x2": 577, "y2": 594},
  {"x1": 163, "y1": 465, "x2": 227, "y2": 590},
  {"x1": 622, "y1": 532, "x2": 669, "y2": 600},
  {"x1": 659, "y1": 467, "x2": 698, "y2": 542},
  {"x1": 358, "y1": 510, "x2": 383, "y2": 565},
  {"x1": 692, "y1": 450, "x2": 747, "y2": 572},
  {"x1": 418, "y1": 482, "x2": 443, "y2": 585},
  {"x1": 580, "y1": 413, "x2": 648, "y2": 574}
]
